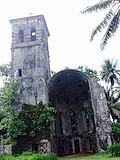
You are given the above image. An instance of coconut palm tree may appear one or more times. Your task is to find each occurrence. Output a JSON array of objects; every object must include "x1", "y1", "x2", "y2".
[
  {"x1": 100, "y1": 59, "x2": 120, "y2": 121},
  {"x1": 100, "y1": 59, "x2": 120, "y2": 86},
  {"x1": 81, "y1": 0, "x2": 120, "y2": 50}
]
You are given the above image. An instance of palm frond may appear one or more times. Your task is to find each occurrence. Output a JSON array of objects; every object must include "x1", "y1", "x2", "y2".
[
  {"x1": 116, "y1": 70, "x2": 120, "y2": 77},
  {"x1": 102, "y1": 59, "x2": 113, "y2": 69},
  {"x1": 110, "y1": 76, "x2": 115, "y2": 86},
  {"x1": 113, "y1": 60, "x2": 118, "y2": 71},
  {"x1": 113, "y1": 73, "x2": 119, "y2": 82},
  {"x1": 111, "y1": 107, "x2": 120, "y2": 121},
  {"x1": 112, "y1": 102, "x2": 120, "y2": 111},
  {"x1": 81, "y1": 0, "x2": 115, "y2": 14},
  {"x1": 100, "y1": 9, "x2": 120, "y2": 50},
  {"x1": 104, "y1": 87, "x2": 111, "y2": 102},
  {"x1": 100, "y1": 59, "x2": 113, "y2": 81},
  {"x1": 90, "y1": 10, "x2": 114, "y2": 41},
  {"x1": 113, "y1": 93, "x2": 120, "y2": 103}
]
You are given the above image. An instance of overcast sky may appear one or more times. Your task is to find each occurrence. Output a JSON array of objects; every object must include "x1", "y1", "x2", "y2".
[{"x1": 0, "y1": 0, "x2": 120, "y2": 73}]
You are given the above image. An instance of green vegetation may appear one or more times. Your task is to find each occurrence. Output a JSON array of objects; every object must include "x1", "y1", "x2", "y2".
[
  {"x1": 0, "y1": 89, "x2": 55, "y2": 145},
  {"x1": 77, "y1": 65, "x2": 99, "y2": 80},
  {"x1": 1, "y1": 152, "x2": 120, "y2": 160},
  {"x1": 0, "y1": 63, "x2": 11, "y2": 78},
  {"x1": 108, "y1": 143, "x2": 120, "y2": 157},
  {"x1": 109, "y1": 123, "x2": 120, "y2": 157},
  {"x1": 0, "y1": 152, "x2": 58, "y2": 160},
  {"x1": 59, "y1": 153, "x2": 120, "y2": 160},
  {"x1": 100, "y1": 59, "x2": 120, "y2": 121},
  {"x1": 0, "y1": 64, "x2": 120, "y2": 156},
  {"x1": 100, "y1": 60, "x2": 120, "y2": 157},
  {"x1": 0, "y1": 79, "x2": 19, "y2": 144},
  {"x1": 10, "y1": 102, "x2": 55, "y2": 140},
  {"x1": 112, "y1": 123, "x2": 120, "y2": 143},
  {"x1": 0, "y1": 64, "x2": 55, "y2": 146}
]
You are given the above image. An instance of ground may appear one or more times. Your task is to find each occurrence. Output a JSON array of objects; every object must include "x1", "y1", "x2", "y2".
[{"x1": 59, "y1": 153, "x2": 120, "y2": 160}]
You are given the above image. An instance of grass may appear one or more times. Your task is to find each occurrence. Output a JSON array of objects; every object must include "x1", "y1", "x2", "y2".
[
  {"x1": 0, "y1": 152, "x2": 120, "y2": 160},
  {"x1": 0, "y1": 152, "x2": 58, "y2": 160},
  {"x1": 59, "y1": 153, "x2": 120, "y2": 160}
]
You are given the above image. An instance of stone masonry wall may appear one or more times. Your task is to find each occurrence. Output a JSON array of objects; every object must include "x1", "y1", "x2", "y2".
[
  {"x1": 89, "y1": 77, "x2": 112, "y2": 151},
  {"x1": 0, "y1": 145, "x2": 12, "y2": 155},
  {"x1": 10, "y1": 15, "x2": 50, "y2": 108}
]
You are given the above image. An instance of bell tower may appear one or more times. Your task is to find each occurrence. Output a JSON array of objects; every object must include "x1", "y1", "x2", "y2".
[{"x1": 10, "y1": 15, "x2": 50, "y2": 107}]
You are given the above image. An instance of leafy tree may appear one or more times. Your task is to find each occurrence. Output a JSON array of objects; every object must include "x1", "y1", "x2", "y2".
[
  {"x1": 77, "y1": 65, "x2": 99, "y2": 80},
  {"x1": 0, "y1": 64, "x2": 11, "y2": 79},
  {"x1": 0, "y1": 80, "x2": 55, "y2": 143},
  {"x1": 81, "y1": 0, "x2": 120, "y2": 50},
  {"x1": 0, "y1": 64, "x2": 56, "y2": 144},
  {"x1": 9, "y1": 102, "x2": 55, "y2": 140},
  {"x1": 0, "y1": 79, "x2": 18, "y2": 144}
]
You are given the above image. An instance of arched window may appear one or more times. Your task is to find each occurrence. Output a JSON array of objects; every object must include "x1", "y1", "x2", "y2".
[
  {"x1": 19, "y1": 30, "x2": 24, "y2": 42},
  {"x1": 31, "y1": 28, "x2": 36, "y2": 41},
  {"x1": 70, "y1": 111, "x2": 78, "y2": 134}
]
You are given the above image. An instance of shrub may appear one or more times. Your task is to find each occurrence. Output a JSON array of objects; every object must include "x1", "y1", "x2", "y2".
[
  {"x1": 16, "y1": 152, "x2": 58, "y2": 160},
  {"x1": 108, "y1": 143, "x2": 120, "y2": 157},
  {"x1": 0, "y1": 155, "x2": 16, "y2": 160},
  {"x1": 0, "y1": 153, "x2": 58, "y2": 160},
  {"x1": 10, "y1": 102, "x2": 55, "y2": 140},
  {"x1": 112, "y1": 123, "x2": 120, "y2": 143}
]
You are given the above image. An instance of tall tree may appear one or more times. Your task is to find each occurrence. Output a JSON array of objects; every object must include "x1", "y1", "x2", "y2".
[
  {"x1": 100, "y1": 59, "x2": 120, "y2": 86},
  {"x1": 81, "y1": 0, "x2": 120, "y2": 50},
  {"x1": 0, "y1": 64, "x2": 11, "y2": 79},
  {"x1": 104, "y1": 87, "x2": 120, "y2": 121},
  {"x1": 0, "y1": 64, "x2": 56, "y2": 144},
  {"x1": 9, "y1": 103, "x2": 55, "y2": 140},
  {"x1": 0, "y1": 79, "x2": 18, "y2": 144},
  {"x1": 100, "y1": 59, "x2": 120, "y2": 121}
]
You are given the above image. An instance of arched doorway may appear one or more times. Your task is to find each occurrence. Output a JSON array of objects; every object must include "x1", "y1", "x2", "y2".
[{"x1": 48, "y1": 69, "x2": 97, "y2": 156}]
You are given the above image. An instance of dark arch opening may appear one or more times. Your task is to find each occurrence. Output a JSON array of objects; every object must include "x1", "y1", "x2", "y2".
[{"x1": 48, "y1": 69, "x2": 97, "y2": 156}]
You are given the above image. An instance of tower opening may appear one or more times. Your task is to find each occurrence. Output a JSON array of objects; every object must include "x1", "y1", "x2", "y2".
[
  {"x1": 18, "y1": 69, "x2": 22, "y2": 77},
  {"x1": 31, "y1": 28, "x2": 36, "y2": 41},
  {"x1": 19, "y1": 30, "x2": 24, "y2": 42}
]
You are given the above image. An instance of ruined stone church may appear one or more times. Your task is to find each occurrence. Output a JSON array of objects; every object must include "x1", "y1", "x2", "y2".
[{"x1": 10, "y1": 15, "x2": 112, "y2": 156}]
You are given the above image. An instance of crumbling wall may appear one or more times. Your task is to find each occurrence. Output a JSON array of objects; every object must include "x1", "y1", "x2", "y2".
[
  {"x1": 89, "y1": 77, "x2": 112, "y2": 151},
  {"x1": 0, "y1": 145, "x2": 12, "y2": 155}
]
